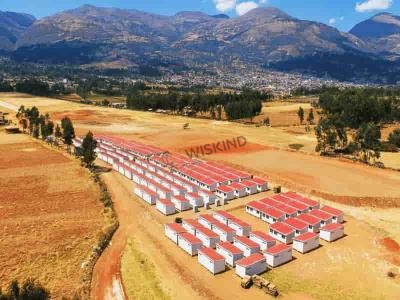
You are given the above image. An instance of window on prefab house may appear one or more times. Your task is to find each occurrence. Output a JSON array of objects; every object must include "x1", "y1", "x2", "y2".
[
  {"x1": 281, "y1": 234, "x2": 285, "y2": 238},
  {"x1": 309, "y1": 225, "x2": 312, "y2": 229}
]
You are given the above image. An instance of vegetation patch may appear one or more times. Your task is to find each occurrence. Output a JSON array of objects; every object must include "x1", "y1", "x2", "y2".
[{"x1": 289, "y1": 143, "x2": 304, "y2": 150}]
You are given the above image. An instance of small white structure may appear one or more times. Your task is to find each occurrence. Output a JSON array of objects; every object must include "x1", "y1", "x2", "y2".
[
  {"x1": 182, "y1": 219, "x2": 204, "y2": 236},
  {"x1": 233, "y1": 236, "x2": 260, "y2": 257},
  {"x1": 275, "y1": 204, "x2": 298, "y2": 220},
  {"x1": 164, "y1": 223, "x2": 187, "y2": 244},
  {"x1": 171, "y1": 195, "x2": 191, "y2": 211},
  {"x1": 285, "y1": 218, "x2": 308, "y2": 236},
  {"x1": 249, "y1": 231, "x2": 276, "y2": 251},
  {"x1": 246, "y1": 201, "x2": 268, "y2": 219},
  {"x1": 269, "y1": 222, "x2": 295, "y2": 244},
  {"x1": 320, "y1": 205, "x2": 344, "y2": 223},
  {"x1": 213, "y1": 210, "x2": 234, "y2": 225},
  {"x1": 260, "y1": 207, "x2": 285, "y2": 224},
  {"x1": 230, "y1": 182, "x2": 247, "y2": 198},
  {"x1": 212, "y1": 222, "x2": 236, "y2": 242},
  {"x1": 228, "y1": 217, "x2": 252, "y2": 237},
  {"x1": 235, "y1": 253, "x2": 267, "y2": 278},
  {"x1": 186, "y1": 192, "x2": 204, "y2": 207},
  {"x1": 216, "y1": 242, "x2": 244, "y2": 267},
  {"x1": 196, "y1": 226, "x2": 220, "y2": 248},
  {"x1": 178, "y1": 232, "x2": 203, "y2": 256},
  {"x1": 215, "y1": 185, "x2": 235, "y2": 201},
  {"x1": 134, "y1": 185, "x2": 158, "y2": 205},
  {"x1": 251, "y1": 177, "x2": 268, "y2": 192},
  {"x1": 287, "y1": 201, "x2": 309, "y2": 215},
  {"x1": 240, "y1": 180, "x2": 258, "y2": 195},
  {"x1": 198, "y1": 247, "x2": 226, "y2": 275},
  {"x1": 198, "y1": 214, "x2": 220, "y2": 230},
  {"x1": 319, "y1": 223, "x2": 344, "y2": 242},
  {"x1": 156, "y1": 199, "x2": 176, "y2": 215},
  {"x1": 264, "y1": 244, "x2": 292, "y2": 267},
  {"x1": 198, "y1": 190, "x2": 217, "y2": 204},
  {"x1": 293, "y1": 232, "x2": 319, "y2": 253},
  {"x1": 297, "y1": 214, "x2": 321, "y2": 233},
  {"x1": 309, "y1": 209, "x2": 333, "y2": 227}
]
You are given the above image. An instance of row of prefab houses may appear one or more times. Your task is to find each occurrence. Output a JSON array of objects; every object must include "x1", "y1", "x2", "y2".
[
  {"x1": 164, "y1": 210, "x2": 343, "y2": 277},
  {"x1": 90, "y1": 136, "x2": 269, "y2": 215}
]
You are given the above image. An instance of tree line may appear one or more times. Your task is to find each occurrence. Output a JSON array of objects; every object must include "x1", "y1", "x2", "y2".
[
  {"x1": 314, "y1": 88, "x2": 400, "y2": 163},
  {"x1": 126, "y1": 84, "x2": 272, "y2": 120},
  {"x1": 0, "y1": 279, "x2": 49, "y2": 300}
]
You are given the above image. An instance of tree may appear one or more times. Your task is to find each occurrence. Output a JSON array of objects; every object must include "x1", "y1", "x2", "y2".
[
  {"x1": 307, "y1": 109, "x2": 315, "y2": 125},
  {"x1": 20, "y1": 279, "x2": 49, "y2": 300},
  {"x1": 61, "y1": 117, "x2": 75, "y2": 152},
  {"x1": 81, "y1": 131, "x2": 97, "y2": 167},
  {"x1": 297, "y1": 107, "x2": 305, "y2": 124},
  {"x1": 388, "y1": 128, "x2": 400, "y2": 147},
  {"x1": 356, "y1": 123, "x2": 381, "y2": 163},
  {"x1": 55, "y1": 124, "x2": 62, "y2": 139},
  {"x1": 8, "y1": 280, "x2": 20, "y2": 300}
]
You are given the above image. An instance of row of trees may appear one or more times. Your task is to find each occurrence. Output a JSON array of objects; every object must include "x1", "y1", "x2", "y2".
[
  {"x1": 126, "y1": 87, "x2": 271, "y2": 120},
  {"x1": 314, "y1": 88, "x2": 400, "y2": 163},
  {"x1": 0, "y1": 279, "x2": 49, "y2": 300}
]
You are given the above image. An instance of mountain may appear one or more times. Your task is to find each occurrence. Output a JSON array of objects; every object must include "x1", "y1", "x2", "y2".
[
  {"x1": 2, "y1": 5, "x2": 400, "y2": 82},
  {"x1": 0, "y1": 11, "x2": 35, "y2": 50},
  {"x1": 350, "y1": 13, "x2": 400, "y2": 57}
]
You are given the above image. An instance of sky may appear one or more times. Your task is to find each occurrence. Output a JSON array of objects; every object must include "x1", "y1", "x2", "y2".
[{"x1": 0, "y1": 0, "x2": 399, "y2": 31}]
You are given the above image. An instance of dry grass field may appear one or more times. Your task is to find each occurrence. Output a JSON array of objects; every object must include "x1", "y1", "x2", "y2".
[
  {"x1": 0, "y1": 130, "x2": 104, "y2": 298},
  {"x1": 1, "y1": 92, "x2": 400, "y2": 299}
]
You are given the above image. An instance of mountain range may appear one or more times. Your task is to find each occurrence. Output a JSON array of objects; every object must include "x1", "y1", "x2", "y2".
[{"x1": 1, "y1": 5, "x2": 400, "y2": 83}]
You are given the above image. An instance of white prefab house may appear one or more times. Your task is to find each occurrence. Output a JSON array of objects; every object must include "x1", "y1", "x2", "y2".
[
  {"x1": 282, "y1": 191, "x2": 320, "y2": 210},
  {"x1": 249, "y1": 231, "x2": 276, "y2": 251},
  {"x1": 178, "y1": 232, "x2": 203, "y2": 256},
  {"x1": 296, "y1": 214, "x2": 321, "y2": 233},
  {"x1": 171, "y1": 195, "x2": 191, "y2": 211},
  {"x1": 124, "y1": 167, "x2": 133, "y2": 180},
  {"x1": 131, "y1": 170, "x2": 141, "y2": 184},
  {"x1": 284, "y1": 218, "x2": 309, "y2": 236},
  {"x1": 235, "y1": 253, "x2": 267, "y2": 278},
  {"x1": 211, "y1": 222, "x2": 236, "y2": 242},
  {"x1": 275, "y1": 204, "x2": 298, "y2": 220},
  {"x1": 320, "y1": 205, "x2": 344, "y2": 223},
  {"x1": 293, "y1": 232, "x2": 319, "y2": 253},
  {"x1": 251, "y1": 177, "x2": 268, "y2": 192},
  {"x1": 240, "y1": 180, "x2": 258, "y2": 195},
  {"x1": 216, "y1": 242, "x2": 244, "y2": 267},
  {"x1": 309, "y1": 209, "x2": 334, "y2": 227},
  {"x1": 196, "y1": 227, "x2": 220, "y2": 248},
  {"x1": 246, "y1": 201, "x2": 269, "y2": 219},
  {"x1": 198, "y1": 247, "x2": 226, "y2": 275},
  {"x1": 230, "y1": 182, "x2": 247, "y2": 198},
  {"x1": 156, "y1": 199, "x2": 176, "y2": 216},
  {"x1": 287, "y1": 201, "x2": 309, "y2": 215},
  {"x1": 198, "y1": 214, "x2": 220, "y2": 230},
  {"x1": 269, "y1": 222, "x2": 295, "y2": 244},
  {"x1": 182, "y1": 219, "x2": 204, "y2": 236},
  {"x1": 134, "y1": 185, "x2": 159, "y2": 205},
  {"x1": 228, "y1": 217, "x2": 252, "y2": 237},
  {"x1": 319, "y1": 223, "x2": 344, "y2": 242},
  {"x1": 186, "y1": 192, "x2": 204, "y2": 207},
  {"x1": 213, "y1": 210, "x2": 235, "y2": 225},
  {"x1": 164, "y1": 223, "x2": 187, "y2": 244},
  {"x1": 264, "y1": 244, "x2": 292, "y2": 267},
  {"x1": 198, "y1": 190, "x2": 217, "y2": 204},
  {"x1": 233, "y1": 236, "x2": 260, "y2": 257},
  {"x1": 182, "y1": 180, "x2": 198, "y2": 193},
  {"x1": 215, "y1": 185, "x2": 235, "y2": 201},
  {"x1": 156, "y1": 186, "x2": 173, "y2": 200},
  {"x1": 170, "y1": 183, "x2": 186, "y2": 196},
  {"x1": 261, "y1": 207, "x2": 286, "y2": 224}
]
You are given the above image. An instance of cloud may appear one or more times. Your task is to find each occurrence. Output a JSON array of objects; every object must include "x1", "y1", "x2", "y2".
[
  {"x1": 259, "y1": 0, "x2": 268, "y2": 3},
  {"x1": 236, "y1": 1, "x2": 259, "y2": 16},
  {"x1": 329, "y1": 16, "x2": 344, "y2": 25},
  {"x1": 355, "y1": 0, "x2": 393, "y2": 13},
  {"x1": 214, "y1": 0, "x2": 237, "y2": 13}
]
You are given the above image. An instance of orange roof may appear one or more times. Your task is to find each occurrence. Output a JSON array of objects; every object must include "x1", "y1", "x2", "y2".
[
  {"x1": 199, "y1": 247, "x2": 225, "y2": 261},
  {"x1": 236, "y1": 253, "x2": 265, "y2": 267},
  {"x1": 294, "y1": 232, "x2": 318, "y2": 242},
  {"x1": 250, "y1": 231, "x2": 275, "y2": 242},
  {"x1": 321, "y1": 205, "x2": 344, "y2": 217},
  {"x1": 217, "y1": 242, "x2": 243, "y2": 255},
  {"x1": 320, "y1": 223, "x2": 344, "y2": 232},
  {"x1": 165, "y1": 223, "x2": 187, "y2": 233},
  {"x1": 179, "y1": 232, "x2": 202, "y2": 244},
  {"x1": 265, "y1": 243, "x2": 291, "y2": 255},
  {"x1": 234, "y1": 236, "x2": 259, "y2": 248}
]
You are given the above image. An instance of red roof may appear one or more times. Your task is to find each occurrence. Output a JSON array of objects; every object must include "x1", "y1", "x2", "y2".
[
  {"x1": 217, "y1": 185, "x2": 235, "y2": 193},
  {"x1": 297, "y1": 197, "x2": 319, "y2": 207},
  {"x1": 165, "y1": 223, "x2": 187, "y2": 233},
  {"x1": 297, "y1": 214, "x2": 320, "y2": 226},
  {"x1": 187, "y1": 192, "x2": 201, "y2": 199},
  {"x1": 282, "y1": 192, "x2": 319, "y2": 207},
  {"x1": 321, "y1": 205, "x2": 344, "y2": 217},
  {"x1": 198, "y1": 214, "x2": 220, "y2": 224},
  {"x1": 264, "y1": 207, "x2": 285, "y2": 219},
  {"x1": 271, "y1": 194, "x2": 294, "y2": 204},
  {"x1": 213, "y1": 222, "x2": 235, "y2": 233},
  {"x1": 213, "y1": 210, "x2": 234, "y2": 220},
  {"x1": 240, "y1": 180, "x2": 257, "y2": 188},
  {"x1": 230, "y1": 182, "x2": 246, "y2": 190},
  {"x1": 157, "y1": 198, "x2": 174, "y2": 206},
  {"x1": 320, "y1": 223, "x2": 344, "y2": 232},
  {"x1": 287, "y1": 201, "x2": 308, "y2": 211},
  {"x1": 199, "y1": 247, "x2": 225, "y2": 261},
  {"x1": 265, "y1": 243, "x2": 291, "y2": 255},
  {"x1": 173, "y1": 195, "x2": 189, "y2": 203},
  {"x1": 247, "y1": 201, "x2": 269, "y2": 212},
  {"x1": 229, "y1": 217, "x2": 251, "y2": 228},
  {"x1": 251, "y1": 177, "x2": 268, "y2": 185},
  {"x1": 259, "y1": 198, "x2": 281, "y2": 207},
  {"x1": 217, "y1": 242, "x2": 243, "y2": 255},
  {"x1": 276, "y1": 204, "x2": 297, "y2": 215},
  {"x1": 270, "y1": 222, "x2": 295, "y2": 235},
  {"x1": 234, "y1": 236, "x2": 260, "y2": 248},
  {"x1": 284, "y1": 218, "x2": 308, "y2": 231},
  {"x1": 236, "y1": 253, "x2": 265, "y2": 267},
  {"x1": 294, "y1": 232, "x2": 318, "y2": 242},
  {"x1": 183, "y1": 219, "x2": 205, "y2": 229},
  {"x1": 250, "y1": 231, "x2": 275, "y2": 242},
  {"x1": 309, "y1": 209, "x2": 333, "y2": 221},
  {"x1": 196, "y1": 226, "x2": 220, "y2": 238},
  {"x1": 179, "y1": 232, "x2": 202, "y2": 244}
]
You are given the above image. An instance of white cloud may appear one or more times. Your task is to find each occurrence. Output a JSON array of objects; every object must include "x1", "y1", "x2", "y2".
[
  {"x1": 259, "y1": 0, "x2": 268, "y2": 4},
  {"x1": 329, "y1": 16, "x2": 344, "y2": 25},
  {"x1": 236, "y1": 1, "x2": 259, "y2": 16},
  {"x1": 214, "y1": 0, "x2": 237, "y2": 13},
  {"x1": 355, "y1": 0, "x2": 393, "y2": 13}
]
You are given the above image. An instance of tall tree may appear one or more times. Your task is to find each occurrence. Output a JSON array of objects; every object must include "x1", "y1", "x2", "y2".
[
  {"x1": 388, "y1": 128, "x2": 400, "y2": 147},
  {"x1": 81, "y1": 131, "x2": 97, "y2": 167},
  {"x1": 356, "y1": 123, "x2": 381, "y2": 163},
  {"x1": 297, "y1": 107, "x2": 305, "y2": 124},
  {"x1": 61, "y1": 117, "x2": 75, "y2": 152},
  {"x1": 307, "y1": 108, "x2": 315, "y2": 125}
]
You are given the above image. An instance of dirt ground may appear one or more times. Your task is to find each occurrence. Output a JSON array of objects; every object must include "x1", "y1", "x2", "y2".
[
  {"x1": 1, "y1": 93, "x2": 400, "y2": 299},
  {"x1": 0, "y1": 131, "x2": 104, "y2": 298}
]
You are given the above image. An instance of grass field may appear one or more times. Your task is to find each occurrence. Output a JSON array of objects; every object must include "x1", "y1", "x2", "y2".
[
  {"x1": 1, "y1": 92, "x2": 400, "y2": 299},
  {"x1": 0, "y1": 130, "x2": 105, "y2": 298}
]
